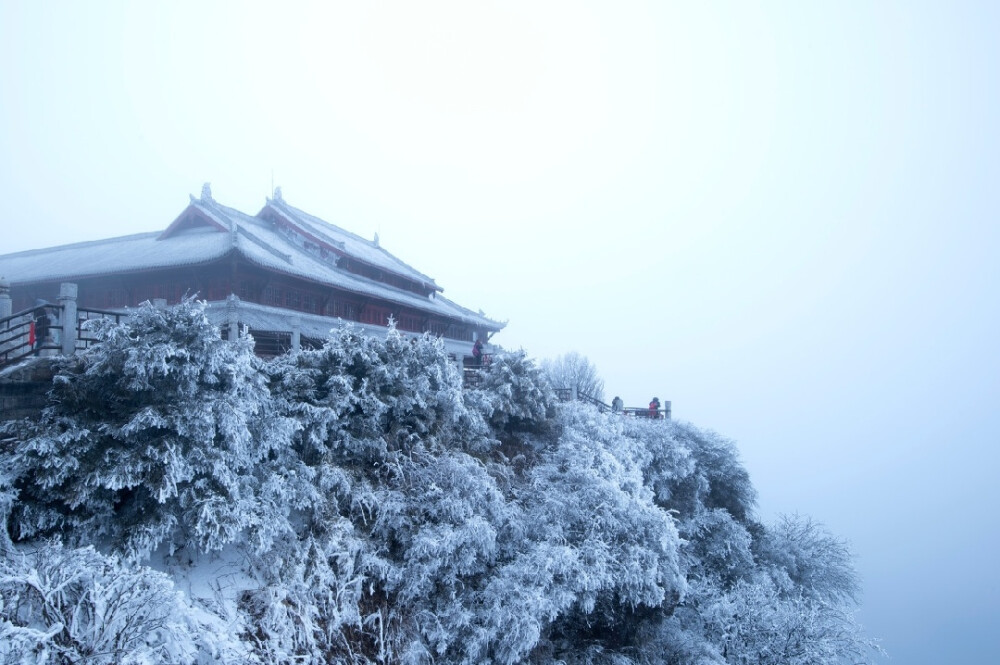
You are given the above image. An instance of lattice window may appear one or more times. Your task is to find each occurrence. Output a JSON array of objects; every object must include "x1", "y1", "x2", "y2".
[
  {"x1": 326, "y1": 299, "x2": 359, "y2": 320},
  {"x1": 398, "y1": 313, "x2": 422, "y2": 332},
  {"x1": 262, "y1": 285, "x2": 280, "y2": 306},
  {"x1": 361, "y1": 306, "x2": 388, "y2": 326}
]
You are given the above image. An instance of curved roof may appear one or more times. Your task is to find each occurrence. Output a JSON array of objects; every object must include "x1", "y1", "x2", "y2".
[
  {"x1": 263, "y1": 193, "x2": 441, "y2": 292},
  {"x1": 0, "y1": 187, "x2": 504, "y2": 332}
]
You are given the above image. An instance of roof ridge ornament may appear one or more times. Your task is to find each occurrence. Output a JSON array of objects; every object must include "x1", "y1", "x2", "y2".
[
  {"x1": 201, "y1": 182, "x2": 213, "y2": 201},
  {"x1": 273, "y1": 186, "x2": 283, "y2": 202}
]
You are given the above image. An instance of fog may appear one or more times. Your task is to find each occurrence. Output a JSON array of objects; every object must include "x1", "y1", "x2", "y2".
[{"x1": 3, "y1": 2, "x2": 998, "y2": 662}]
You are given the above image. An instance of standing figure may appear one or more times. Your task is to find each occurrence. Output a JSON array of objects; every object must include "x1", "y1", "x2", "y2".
[
  {"x1": 649, "y1": 396, "x2": 661, "y2": 419},
  {"x1": 612, "y1": 396, "x2": 624, "y2": 413},
  {"x1": 33, "y1": 306, "x2": 52, "y2": 355},
  {"x1": 472, "y1": 338, "x2": 484, "y2": 366}
]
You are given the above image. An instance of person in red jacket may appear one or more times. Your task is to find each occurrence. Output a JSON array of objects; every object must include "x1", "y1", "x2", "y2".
[{"x1": 649, "y1": 397, "x2": 661, "y2": 419}]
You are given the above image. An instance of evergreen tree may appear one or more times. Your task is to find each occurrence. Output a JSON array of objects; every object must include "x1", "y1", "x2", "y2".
[
  {"x1": 2, "y1": 299, "x2": 299, "y2": 559},
  {"x1": 0, "y1": 303, "x2": 882, "y2": 664}
]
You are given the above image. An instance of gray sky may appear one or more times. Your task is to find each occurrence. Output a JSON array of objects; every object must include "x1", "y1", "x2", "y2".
[{"x1": 3, "y1": 2, "x2": 999, "y2": 662}]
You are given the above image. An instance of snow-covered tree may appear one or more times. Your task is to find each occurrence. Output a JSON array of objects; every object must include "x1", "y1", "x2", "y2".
[
  {"x1": 254, "y1": 324, "x2": 501, "y2": 663},
  {"x1": 501, "y1": 408, "x2": 683, "y2": 663},
  {"x1": 2, "y1": 299, "x2": 300, "y2": 559},
  {"x1": 620, "y1": 419, "x2": 757, "y2": 525},
  {"x1": 693, "y1": 575, "x2": 881, "y2": 665},
  {"x1": 0, "y1": 540, "x2": 245, "y2": 664},
  {"x1": 269, "y1": 323, "x2": 471, "y2": 464},
  {"x1": 755, "y1": 514, "x2": 860, "y2": 603},
  {"x1": 0, "y1": 302, "x2": 881, "y2": 664},
  {"x1": 467, "y1": 349, "x2": 556, "y2": 435},
  {"x1": 541, "y1": 351, "x2": 606, "y2": 402}
]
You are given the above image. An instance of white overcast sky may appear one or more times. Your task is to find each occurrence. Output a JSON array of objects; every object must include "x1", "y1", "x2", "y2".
[{"x1": 2, "y1": 2, "x2": 999, "y2": 662}]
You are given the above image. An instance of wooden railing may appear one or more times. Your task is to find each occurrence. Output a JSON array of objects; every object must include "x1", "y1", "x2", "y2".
[
  {"x1": 554, "y1": 387, "x2": 671, "y2": 420},
  {"x1": 462, "y1": 354, "x2": 494, "y2": 388}
]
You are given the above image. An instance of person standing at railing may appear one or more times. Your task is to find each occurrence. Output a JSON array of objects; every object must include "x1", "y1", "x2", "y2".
[
  {"x1": 472, "y1": 338, "x2": 483, "y2": 366},
  {"x1": 33, "y1": 304, "x2": 52, "y2": 355},
  {"x1": 649, "y1": 396, "x2": 661, "y2": 419},
  {"x1": 612, "y1": 396, "x2": 623, "y2": 413}
]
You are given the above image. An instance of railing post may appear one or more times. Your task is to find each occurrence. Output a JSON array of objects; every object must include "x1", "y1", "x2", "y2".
[
  {"x1": 226, "y1": 294, "x2": 240, "y2": 341},
  {"x1": 0, "y1": 277, "x2": 11, "y2": 363},
  {"x1": 0, "y1": 277, "x2": 10, "y2": 320},
  {"x1": 290, "y1": 315, "x2": 301, "y2": 351},
  {"x1": 58, "y1": 282, "x2": 78, "y2": 356},
  {"x1": 571, "y1": 385, "x2": 578, "y2": 402}
]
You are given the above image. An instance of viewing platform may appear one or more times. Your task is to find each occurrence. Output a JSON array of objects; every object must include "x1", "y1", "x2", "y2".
[{"x1": 553, "y1": 387, "x2": 671, "y2": 420}]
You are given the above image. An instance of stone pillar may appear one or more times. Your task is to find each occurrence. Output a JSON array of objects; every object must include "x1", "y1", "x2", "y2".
[
  {"x1": 58, "y1": 282, "x2": 78, "y2": 356},
  {"x1": 0, "y1": 277, "x2": 10, "y2": 320},
  {"x1": 226, "y1": 294, "x2": 240, "y2": 341},
  {"x1": 663, "y1": 400, "x2": 672, "y2": 420},
  {"x1": 0, "y1": 277, "x2": 11, "y2": 362},
  {"x1": 290, "y1": 315, "x2": 301, "y2": 352}
]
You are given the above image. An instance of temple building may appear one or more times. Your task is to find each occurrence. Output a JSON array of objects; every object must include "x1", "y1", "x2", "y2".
[{"x1": 0, "y1": 184, "x2": 503, "y2": 366}]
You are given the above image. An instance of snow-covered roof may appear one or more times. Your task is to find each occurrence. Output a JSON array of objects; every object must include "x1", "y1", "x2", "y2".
[
  {"x1": 0, "y1": 229, "x2": 232, "y2": 283},
  {"x1": 0, "y1": 186, "x2": 503, "y2": 331},
  {"x1": 263, "y1": 190, "x2": 440, "y2": 292}
]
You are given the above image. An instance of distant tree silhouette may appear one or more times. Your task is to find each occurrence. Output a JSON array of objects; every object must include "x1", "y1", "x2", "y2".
[{"x1": 542, "y1": 351, "x2": 605, "y2": 402}]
